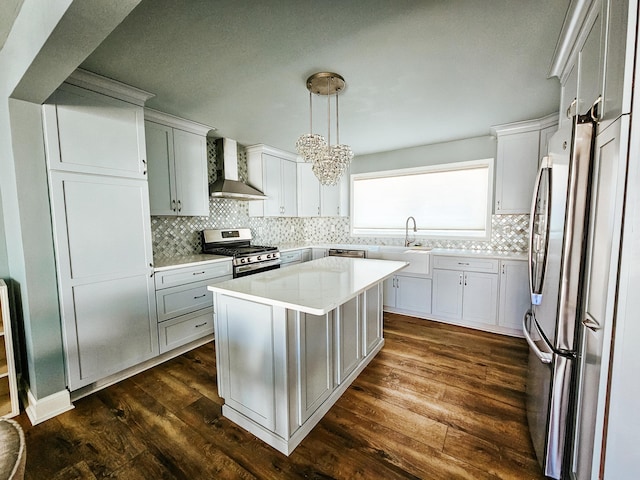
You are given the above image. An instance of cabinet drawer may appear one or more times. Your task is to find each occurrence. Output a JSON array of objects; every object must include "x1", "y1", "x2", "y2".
[
  {"x1": 158, "y1": 308, "x2": 213, "y2": 354},
  {"x1": 433, "y1": 256, "x2": 499, "y2": 274},
  {"x1": 280, "y1": 250, "x2": 303, "y2": 265},
  {"x1": 155, "y1": 261, "x2": 232, "y2": 289},
  {"x1": 156, "y1": 280, "x2": 218, "y2": 322}
]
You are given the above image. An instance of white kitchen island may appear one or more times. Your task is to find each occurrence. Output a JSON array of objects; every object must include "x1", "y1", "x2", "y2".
[{"x1": 207, "y1": 256, "x2": 407, "y2": 455}]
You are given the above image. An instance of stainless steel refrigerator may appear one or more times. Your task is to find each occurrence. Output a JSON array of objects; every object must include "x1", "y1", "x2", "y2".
[{"x1": 524, "y1": 112, "x2": 596, "y2": 479}]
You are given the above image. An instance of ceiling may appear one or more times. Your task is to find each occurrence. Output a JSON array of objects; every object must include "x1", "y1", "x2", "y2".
[
  {"x1": 0, "y1": 0, "x2": 24, "y2": 51},
  {"x1": 80, "y1": 0, "x2": 570, "y2": 156}
]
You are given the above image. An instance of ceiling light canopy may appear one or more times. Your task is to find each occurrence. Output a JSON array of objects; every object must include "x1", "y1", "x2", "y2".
[{"x1": 296, "y1": 72, "x2": 353, "y2": 186}]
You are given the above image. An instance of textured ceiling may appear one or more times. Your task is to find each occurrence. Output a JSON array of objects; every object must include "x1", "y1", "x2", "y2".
[{"x1": 81, "y1": 0, "x2": 570, "y2": 155}]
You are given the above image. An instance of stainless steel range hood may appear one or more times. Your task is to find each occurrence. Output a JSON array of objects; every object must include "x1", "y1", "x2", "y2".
[{"x1": 209, "y1": 138, "x2": 267, "y2": 200}]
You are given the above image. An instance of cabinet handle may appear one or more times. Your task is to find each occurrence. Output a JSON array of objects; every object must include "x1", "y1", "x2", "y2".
[
  {"x1": 192, "y1": 271, "x2": 206, "y2": 276},
  {"x1": 177, "y1": 200, "x2": 182, "y2": 212},
  {"x1": 464, "y1": 274, "x2": 467, "y2": 286},
  {"x1": 142, "y1": 158, "x2": 147, "y2": 175},
  {"x1": 502, "y1": 265, "x2": 505, "y2": 275},
  {"x1": 590, "y1": 95, "x2": 602, "y2": 122},
  {"x1": 459, "y1": 274, "x2": 463, "y2": 286},
  {"x1": 149, "y1": 263, "x2": 154, "y2": 278},
  {"x1": 457, "y1": 262, "x2": 470, "y2": 266},
  {"x1": 193, "y1": 294, "x2": 207, "y2": 299},
  {"x1": 317, "y1": 206, "x2": 320, "y2": 216},
  {"x1": 194, "y1": 322, "x2": 208, "y2": 328},
  {"x1": 171, "y1": 199, "x2": 177, "y2": 212},
  {"x1": 566, "y1": 98, "x2": 577, "y2": 119}
]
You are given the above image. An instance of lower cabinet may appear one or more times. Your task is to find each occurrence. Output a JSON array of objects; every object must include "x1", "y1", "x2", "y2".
[
  {"x1": 280, "y1": 248, "x2": 312, "y2": 268},
  {"x1": 497, "y1": 260, "x2": 529, "y2": 334},
  {"x1": 383, "y1": 274, "x2": 432, "y2": 317},
  {"x1": 155, "y1": 260, "x2": 231, "y2": 354},
  {"x1": 431, "y1": 256, "x2": 499, "y2": 328}
]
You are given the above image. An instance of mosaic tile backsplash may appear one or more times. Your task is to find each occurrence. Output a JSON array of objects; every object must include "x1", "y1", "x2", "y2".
[{"x1": 151, "y1": 140, "x2": 530, "y2": 258}]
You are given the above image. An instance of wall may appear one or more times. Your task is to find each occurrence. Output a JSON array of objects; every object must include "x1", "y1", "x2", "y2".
[{"x1": 152, "y1": 138, "x2": 529, "y2": 257}]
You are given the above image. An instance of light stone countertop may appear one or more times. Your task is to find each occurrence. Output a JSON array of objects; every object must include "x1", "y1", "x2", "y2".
[
  {"x1": 154, "y1": 253, "x2": 231, "y2": 271},
  {"x1": 207, "y1": 256, "x2": 408, "y2": 316}
]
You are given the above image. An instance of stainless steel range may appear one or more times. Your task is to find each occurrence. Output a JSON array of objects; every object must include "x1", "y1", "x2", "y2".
[{"x1": 201, "y1": 228, "x2": 280, "y2": 278}]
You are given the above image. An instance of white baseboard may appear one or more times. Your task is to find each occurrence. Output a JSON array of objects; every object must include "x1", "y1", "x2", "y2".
[{"x1": 21, "y1": 381, "x2": 74, "y2": 425}]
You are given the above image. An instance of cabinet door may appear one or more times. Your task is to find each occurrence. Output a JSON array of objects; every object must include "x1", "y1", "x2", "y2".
[
  {"x1": 321, "y1": 183, "x2": 340, "y2": 216},
  {"x1": 462, "y1": 271, "x2": 498, "y2": 325},
  {"x1": 297, "y1": 163, "x2": 320, "y2": 217},
  {"x1": 336, "y1": 296, "x2": 361, "y2": 384},
  {"x1": 43, "y1": 84, "x2": 147, "y2": 178},
  {"x1": 383, "y1": 277, "x2": 396, "y2": 309},
  {"x1": 396, "y1": 275, "x2": 432, "y2": 315},
  {"x1": 601, "y1": 0, "x2": 634, "y2": 125},
  {"x1": 281, "y1": 159, "x2": 298, "y2": 216},
  {"x1": 498, "y1": 261, "x2": 529, "y2": 332},
  {"x1": 577, "y1": 7, "x2": 604, "y2": 117},
  {"x1": 145, "y1": 121, "x2": 176, "y2": 215},
  {"x1": 432, "y1": 269, "x2": 463, "y2": 320},
  {"x1": 561, "y1": 63, "x2": 579, "y2": 129},
  {"x1": 495, "y1": 130, "x2": 540, "y2": 213},
  {"x1": 263, "y1": 154, "x2": 283, "y2": 216},
  {"x1": 173, "y1": 129, "x2": 209, "y2": 216},
  {"x1": 49, "y1": 172, "x2": 157, "y2": 390}
]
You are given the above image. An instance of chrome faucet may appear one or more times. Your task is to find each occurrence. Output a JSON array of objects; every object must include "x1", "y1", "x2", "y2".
[{"x1": 405, "y1": 216, "x2": 417, "y2": 247}]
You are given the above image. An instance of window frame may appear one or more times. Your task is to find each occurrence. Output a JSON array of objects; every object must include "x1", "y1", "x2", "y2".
[{"x1": 349, "y1": 158, "x2": 494, "y2": 240}]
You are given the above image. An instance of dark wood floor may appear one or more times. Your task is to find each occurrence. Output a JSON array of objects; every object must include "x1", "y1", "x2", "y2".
[{"x1": 15, "y1": 314, "x2": 545, "y2": 479}]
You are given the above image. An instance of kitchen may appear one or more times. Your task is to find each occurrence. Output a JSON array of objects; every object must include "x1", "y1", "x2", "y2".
[{"x1": 0, "y1": 1, "x2": 638, "y2": 479}]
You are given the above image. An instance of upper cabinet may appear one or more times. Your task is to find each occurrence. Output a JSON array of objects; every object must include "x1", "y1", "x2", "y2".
[
  {"x1": 550, "y1": 0, "x2": 635, "y2": 131},
  {"x1": 297, "y1": 162, "x2": 349, "y2": 217},
  {"x1": 42, "y1": 70, "x2": 153, "y2": 179},
  {"x1": 247, "y1": 145, "x2": 298, "y2": 217},
  {"x1": 144, "y1": 109, "x2": 213, "y2": 217},
  {"x1": 492, "y1": 114, "x2": 558, "y2": 214}
]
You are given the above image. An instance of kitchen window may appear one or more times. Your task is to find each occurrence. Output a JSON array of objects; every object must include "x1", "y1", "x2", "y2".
[{"x1": 350, "y1": 159, "x2": 493, "y2": 240}]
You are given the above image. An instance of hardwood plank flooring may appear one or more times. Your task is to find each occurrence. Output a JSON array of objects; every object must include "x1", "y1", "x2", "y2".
[{"x1": 15, "y1": 313, "x2": 544, "y2": 479}]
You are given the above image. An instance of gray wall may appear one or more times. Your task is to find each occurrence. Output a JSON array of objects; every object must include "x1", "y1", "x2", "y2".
[{"x1": 351, "y1": 135, "x2": 497, "y2": 174}]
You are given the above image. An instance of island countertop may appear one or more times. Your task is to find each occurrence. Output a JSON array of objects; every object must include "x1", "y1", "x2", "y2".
[{"x1": 208, "y1": 256, "x2": 408, "y2": 316}]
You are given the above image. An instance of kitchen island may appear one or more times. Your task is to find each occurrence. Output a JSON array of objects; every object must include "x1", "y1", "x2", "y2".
[{"x1": 207, "y1": 256, "x2": 407, "y2": 455}]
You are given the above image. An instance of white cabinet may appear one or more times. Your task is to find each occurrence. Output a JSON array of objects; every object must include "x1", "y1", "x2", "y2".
[
  {"x1": 431, "y1": 256, "x2": 499, "y2": 327},
  {"x1": 43, "y1": 82, "x2": 150, "y2": 179},
  {"x1": 155, "y1": 261, "x2": 232, "y2": 353},
  {"x1": 0, "y1": 280, "x2": 19, "y2": 418},
  {"x1": 144, "y1": 110, "x2": 212, "y2": 217},
  {"x1": 312, "y1": 248, "x2": 328, "y2": 260},
  {"x1": 492, "y1": 114, "x2": 558, "y2": 214},
  {"x1": 363, "y1": 283, "x2": 383, "y2": 356},
  {"x1": 44, "y1": 75, "x2": 160, "y2": 391},
  {"x1": 497, "y1": 260, "x2": 529, "y2": 334},
  {"x1": 297, "y1": 162, "x2": 348, "y2": 217},
  {"x1": 383, "y1": 274, "x2": 432, "y2": 317},
  {"x1": 280, "y1": 248, "x2": 312, "y2": 267},
  {"x1": 247, "y1": 145, "x2": 298, "y2": 217},
  {"x1": 48, "y1": 172, "x2": 158, "y2": 390}
]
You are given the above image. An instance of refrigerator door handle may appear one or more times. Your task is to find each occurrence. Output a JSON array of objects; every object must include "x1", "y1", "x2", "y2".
[
  {"x1": 582, "y1": 314, "x2": 601, "y2": 332},
  {"x1": 528, "y1": 157, "x2": 551, "y2": 306},
  {"x1": 523, "y1": 310, "x2": 553, "y2": 364}
]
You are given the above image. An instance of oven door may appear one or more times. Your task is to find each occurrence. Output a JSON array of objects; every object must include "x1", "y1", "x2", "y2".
[{"x1": 234, "y1": 258, "x2": 281, "y2": 278}]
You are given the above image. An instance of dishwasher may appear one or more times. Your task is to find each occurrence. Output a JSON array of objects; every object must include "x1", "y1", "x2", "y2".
[{"x1": 327, "y1": 248, "x2": 367, "y2": 258}]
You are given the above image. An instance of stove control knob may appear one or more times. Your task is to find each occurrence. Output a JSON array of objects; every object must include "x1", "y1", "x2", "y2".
[
  {"x1": 266, "y1": 254, "x2": 272, "y2": 259},
  {"x1": 241, "y1": 258, "x2": 246, "y2": 264},
  {"x1": 257, "y1": 255, "x2": 262, "y2": 261}
]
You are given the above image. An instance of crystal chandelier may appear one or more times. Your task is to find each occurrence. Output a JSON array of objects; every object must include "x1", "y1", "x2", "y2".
[{"x1": 295, "y1": 72, "x2": 353, "y2": 186}]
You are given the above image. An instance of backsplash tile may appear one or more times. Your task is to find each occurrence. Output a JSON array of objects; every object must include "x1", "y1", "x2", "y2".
[{"x1": 151, "y1": 141, "x2": 530, "y2": 257}]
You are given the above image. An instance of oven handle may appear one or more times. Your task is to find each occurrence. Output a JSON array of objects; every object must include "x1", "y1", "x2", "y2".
[{"x1": 235, "y1": 258, "x2": 282, "y2": 274}]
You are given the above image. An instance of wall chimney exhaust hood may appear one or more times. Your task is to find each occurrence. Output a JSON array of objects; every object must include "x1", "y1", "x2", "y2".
[{"x1": 209, "y1": 138, "x2": 267, "y2": 200}]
